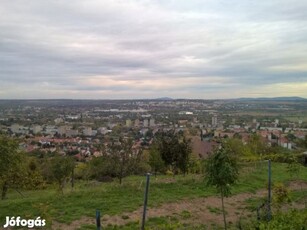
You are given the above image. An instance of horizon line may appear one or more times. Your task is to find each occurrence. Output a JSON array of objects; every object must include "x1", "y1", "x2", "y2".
[{"x1": 0, "y1": 96, "x2": 306, "y2": 101}]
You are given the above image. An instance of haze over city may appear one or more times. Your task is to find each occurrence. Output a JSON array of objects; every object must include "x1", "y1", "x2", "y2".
[{"x1": 1, "y1": 0, "x2": 307, "y2": 99}]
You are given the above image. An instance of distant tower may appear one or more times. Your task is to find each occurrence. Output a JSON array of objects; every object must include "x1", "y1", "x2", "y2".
[
  {"x1": 83, "y1": 127, "x2": 92, "y2": 136},
  {"x1": 143, "y1": 119, "x2": 149, "y2": 127},
  {"x1": 126, "y1": 119, "x2": 132, "y2": 127},
  {"x1": 274, "y1": 119, "x2": 279, "y2": 127},
  {"x1": 212, "y1": 115, "x2": 218, "y2": 127},
  {"x1": 150, "y1": 118, "x2": 155, "y2": 127}
]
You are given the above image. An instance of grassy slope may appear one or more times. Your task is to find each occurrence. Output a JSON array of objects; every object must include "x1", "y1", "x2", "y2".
[{"x1": 0, "y1": 163, "x2": 306, "y2": 228}]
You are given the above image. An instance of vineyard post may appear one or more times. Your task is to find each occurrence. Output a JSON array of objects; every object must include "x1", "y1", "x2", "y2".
[
  {"x1": 141, "y1": 173, "x2": 151, "y2": 230},
  {"x1": 268, "y1": 159, "x2": 272, "y2": 221},
  {"x1": 96, "y1": 209, "x2": 101, "y2": 230}
]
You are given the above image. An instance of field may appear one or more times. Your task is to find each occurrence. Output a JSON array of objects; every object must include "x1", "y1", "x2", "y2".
[
  {"x1": 284, "y1": 115, "x2": 307, "y2": 123},
  {"x1": 1, "y1": 162, "x2": 307, "y2": 229}
]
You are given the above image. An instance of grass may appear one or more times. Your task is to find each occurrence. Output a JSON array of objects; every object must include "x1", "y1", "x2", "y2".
[
  {"x1": 82, "y1": 216, "x2": 210, "y2": 230},
  {"x1": 206, "y1": 206, "x2": 223, "y2": 215},
  {"x1": 283, "y1": 115, "x2": 307, "y2": 122},
  {"x1": 0, "y1": 162, "x2": 307, "y2": 228}
]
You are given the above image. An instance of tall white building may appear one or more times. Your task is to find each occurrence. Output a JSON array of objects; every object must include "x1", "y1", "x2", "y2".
[
  {"x1": 33, "y1": 125, "x2": 42, "y2": 134},
  {"x1": 212, "y1": 116, "x2": 218, "y2": 127},
  {"x1": 143, "y1": 119, "x2": 149, "y2": 127},
  {"x1": 10, "y1": 124, "x2": 20, "y2": 133},
  {"x1": 150, "y1": 118, "x2": 155, "y2": 127},
  {"x1": 83, "y1": 127, "x2": 93, "y2": 136},
  {"x1": 126, "y1": 119, "x2": 132, "y2": 127}
]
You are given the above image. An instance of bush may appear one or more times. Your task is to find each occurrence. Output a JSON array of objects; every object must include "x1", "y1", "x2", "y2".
[
  {"x1": 241, "y1": 209, "x2": 307, "y2": 229},
  {"x1": 258, "y1": 209, "x2": 307, "y2": 229}
]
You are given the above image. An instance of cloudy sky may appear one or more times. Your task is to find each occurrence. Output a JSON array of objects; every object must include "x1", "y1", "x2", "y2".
[{"x1": 1, "y1": 0, "x2": 307, "y2": 99}]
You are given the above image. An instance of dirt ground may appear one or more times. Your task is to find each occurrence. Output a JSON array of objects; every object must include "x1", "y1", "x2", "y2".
[{"x1": 52, "y1": 181, "x2": 307, "y2": 230}]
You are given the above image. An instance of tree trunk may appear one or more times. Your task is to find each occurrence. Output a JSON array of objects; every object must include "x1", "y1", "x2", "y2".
[
  {"x1": 1, "y1": 181, "x2": 8, "y2": 200},
  {"x1": 220, "y1": 188, "x2": 227, "y2": 230}
]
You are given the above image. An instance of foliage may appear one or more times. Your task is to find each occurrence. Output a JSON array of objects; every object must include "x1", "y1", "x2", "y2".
[
  {"x1": 0, "y1": 163, "x2": 306, "y2": 226},
  {"x1": 257, "y1": 209, "x2": 307, "y2": 230},
  {"x1": 87, "y1": 156, "x2": 116, "y2": 181},
  {"x1": 287, "y1": 155, "x2": 301, "y2": 178},
  {"x1": 24, "y1": 158, "x2": 46, "y2": 190},
  {"x1": 177, "y1": 137, "x2": 192, "y2": 175},
  {"x1": 108, "y1": 138, "x2": 144, "y2": 184},
  {"x1": 204, "y1": 144, "x2": 239, "y2": 230},
  {"x1": 298, "y1": 135, "x2": 307, "y2": 148},
  {"x1": 272, "y1": 183, "x2": 291, "y2": 209},
  {"x1": 204, "y1": 145, "x2": 239, "y2": 197},
  {"x1": 148, "y1": 144, "x2": 165, "y2": 176},
  {"x1": 48, "y1": 156, "x2": 75, "y2": 193},
  {"x1": 246, "y1": 134, "x2": 270, "y2": 158},
  {"x1": 188, "y1": 155, "x2": 204, "y2": 174},
  {"x1": 85, "y1": 140, "x2": 149, "y2": 183},
  {"x1": 0, "y1": 135, "x2": 27, "y2": 200},
  {"x1": 156, "y1": 130, "x2": 192, "y2": 175},
  {"x1": 156, "y1": 131, "x2": 180, "y2": 172}
]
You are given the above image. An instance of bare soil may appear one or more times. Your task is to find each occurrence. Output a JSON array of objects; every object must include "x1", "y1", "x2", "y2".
[{"x1": 52, "y1": 182, "x2": 307, "y2": 230}]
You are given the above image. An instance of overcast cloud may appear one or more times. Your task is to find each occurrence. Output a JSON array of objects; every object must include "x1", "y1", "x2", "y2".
[{"x1": 1, "y1": 0, "x2": 307, "y2": 99}]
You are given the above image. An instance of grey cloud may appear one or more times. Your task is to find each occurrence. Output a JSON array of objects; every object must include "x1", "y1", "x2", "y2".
[{"x1": 0, "y1": 0, "x2": 307, "y2": 99}]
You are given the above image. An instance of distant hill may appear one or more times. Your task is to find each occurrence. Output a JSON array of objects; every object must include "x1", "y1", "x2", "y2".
[
  {"x1": 237, "y1": 97, "x2": 307, "y2": 101},
  {"x1": 154, "y1": 97, "x2": 174, "y2": 101}
]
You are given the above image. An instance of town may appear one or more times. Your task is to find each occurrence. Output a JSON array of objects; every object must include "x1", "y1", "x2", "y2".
[{"x1": 1, "y1": 98, "x2": 307, "y2": 162}]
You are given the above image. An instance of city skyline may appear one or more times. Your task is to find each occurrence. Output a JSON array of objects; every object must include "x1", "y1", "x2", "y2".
[{"x1": 1, "y1": 0, "x2": 307, "y2": 99}]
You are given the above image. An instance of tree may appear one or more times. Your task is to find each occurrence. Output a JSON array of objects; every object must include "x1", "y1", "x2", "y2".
[
  {"x1": 286, "y1": 133, "x2": 296, "y2": 142},
  {"x1": 273, "y1": 183, "x2": 290, "y2": 210},
  {"x1": 148, "y1": 144, "x2": 165, "y2": 177},
  {"x1": 109, "y1": 138, "x2": 134, "y2": 184},
  {"x1": 301, "y1": 135, "x2": 307, "y2": 148},
  {"x1": 88, "y1": 139, "x2": 147, "y2": 183},
  {"x1": 87, "y1": 155, "x2": 115, "y2": 181},
  {"x1": 157, "y1": 131, "x2": 179, "y2": 171},
  {"x1": 156, "y1": 130, "x2": 191, "y2": 175},
  {"x1": 177, "y1": 137, "x2": 192, "y2": 175},
  {"x1": 223, "y1": 138, "x2": 255, "y2": 160},
  {"x1": 0, "y1": 135, "x2": 26, "y2": 200},
  {"x1": 24, "y1": 158, "x2": 46, "y2": 190},
  {"x1": 49, "y1": 156, "x2": 75, "y2": 193},
  {"x1": 204, "y1": 145, "x2": 239, "y2": 230},
  {"x1": 248, "y1": 134, "x2": 268, "y2": 156},
  {"x1": 287, "y1": 155, "x2": 300, "y2": 179}
]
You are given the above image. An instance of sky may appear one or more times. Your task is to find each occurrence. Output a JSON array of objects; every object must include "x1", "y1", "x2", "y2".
[{"x1": 1, "y1": 0, "x2": 307, "y2": 99}]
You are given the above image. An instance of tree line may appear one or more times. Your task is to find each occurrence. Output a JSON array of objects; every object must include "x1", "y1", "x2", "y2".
[
  {"x1": 1, "y1": 131, "x2": 306, "y2": 201},
  {"x1": 0, "y1": 131, "x2": 193, "y2": 199}
]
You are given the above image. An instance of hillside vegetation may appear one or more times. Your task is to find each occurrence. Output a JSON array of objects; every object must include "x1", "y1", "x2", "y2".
[{"x1": 1, "y1": 162, "x2": 307, "y2": 229}]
